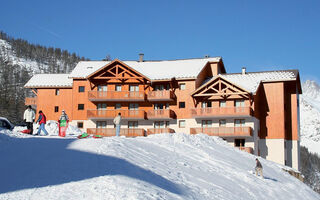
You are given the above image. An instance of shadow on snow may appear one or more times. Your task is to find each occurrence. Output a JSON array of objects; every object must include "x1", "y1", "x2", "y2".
[{"x1": 0, "y1": 134, "x2": 184, "y2": 195}]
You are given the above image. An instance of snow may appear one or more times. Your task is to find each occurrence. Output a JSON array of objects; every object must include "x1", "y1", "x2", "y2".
[
  {"x1": 221, "y1": 71, "x2": 297, "y2": 93},
  {"x1": 69, "y1": 57, "x2": 221, "y2": 80},
  {"x1": 300, "y1": 80, "x2": 320, "y2": 155},
  {"x1": 0, "y1": 39, "x2": 50, "y2": 73},
  {"x1": 0, "y1": 129, "x2": 318, "y2": 199},
  {"x1": 24, "y1": 74, "x2": 73, "y2": 88}
]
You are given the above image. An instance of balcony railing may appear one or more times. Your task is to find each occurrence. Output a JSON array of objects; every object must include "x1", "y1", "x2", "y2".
[
  {"x1": 190, "y1": 107, "x2": 253, "y2": 118},
  {"x1": 87, "y1": 109, "x2": 145, "y2": 119},
  {"x1": 147, "y1": 90, "x2": 175, "y2": 101},
  {"x1": 88, "y1": 91, "x2": 145, "y2": 101},
  {"x1": 190, "y1": 127, "x2": 253, "y2": 137},
  {"x1": 87, "y1": 128, "x2": 145, "y2": 137},
  {"x1": 146, "y1": 128, "x2": 175, "y2": 135},
  {"x1": 25, "y1": 97, "x2": 37, "y2": 105},
  {"x1": 237, "y1": 147, "x2": 254, "y2": 154},
  {"x1": 147, "y1": 109, "x2": 175, "y2": 119}
]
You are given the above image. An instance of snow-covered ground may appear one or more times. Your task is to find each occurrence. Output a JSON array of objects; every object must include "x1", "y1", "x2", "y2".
[{"x1": 0, "y1": 126, "x2": 318, "y2": 200}]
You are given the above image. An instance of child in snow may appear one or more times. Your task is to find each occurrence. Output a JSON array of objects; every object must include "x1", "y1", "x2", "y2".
[
  {"x1": 59, "y1": 110, "x2": 69, "y2": 122},
  {"x1": 35, "y1": 110, "x2": 48, "y2": 136},
  {"x1": 255, "y1": 158, "x2": 263, "y2": 178}
]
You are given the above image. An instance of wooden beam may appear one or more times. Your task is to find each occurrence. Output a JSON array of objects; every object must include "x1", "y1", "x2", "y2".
[{"x1": 194, "y1": 92, "x2": 249, "y2": 97}]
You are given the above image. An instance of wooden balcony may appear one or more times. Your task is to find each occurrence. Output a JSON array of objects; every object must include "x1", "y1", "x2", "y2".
[
  {"x1": 88, "y1": 91, "x2": 145, "y2": 102},
  {"x1": 25, "y1": 97, "x2": 37, "y2": 105},
  {"x1": 147, "y1": 109, "x2": 175, "y2": 119},
  {"x1": 87, "y1": 128, "x2": 145, "y2": 137},
  {"x1": 190, "y1": 127, "x2": 253, "y2": 137},
  {"x1": 87, "y1": 109, "x2": 145, "y2": 120},
  {"x1": 147, "y1": 90, "x2": 175, "y2": 101},
  {"x1": 190, "y1": 107, "x2": 253, "y2": 118},
  {"x1": 146, "y1": 128, "x2": 175, "y2": 135},
  {"x1": 238, "y1": 147, "x2": 254, "y2": 154}
]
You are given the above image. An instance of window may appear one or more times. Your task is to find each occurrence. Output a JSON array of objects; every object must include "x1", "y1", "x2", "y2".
[
  {"x1": 179, "y1": 102, "x2": 185, "y2": 108},
  {"x1": 77, "y1": 122, "x2": 84, "y2": 128},
  {"x1": 235, "y1": 99, "x2": 245, "y2": 107},
  {"x1": 154, "y1": 121, "x2": 169, "y2": 128},
  {"x1": 234, "y1": 119, "x2": 245, "y2": 127},
  {"x1": 219, "y1": 119, "x2": 226, "y2": 127},
  {"x1": 179, "y1": 120, "x2": 186, "y2": 128},
  {"x1": 98, "y1": 85, "x2": 107, "y2": 91},
  {"x1": 179, "y1": 83, "x2": 186, "y2": 90},
  {"x1": 54, "y1": 106, "x2": 59, "y2": 112},
  {"x1": 97, "y1": 121, "x2": 106, "y2": 128},
  {"x1": 219, "y1": 100, "x2": 226, "y2": 107},
  {"x1": 201, "y1": 101, "x2": 212, "y2": 108},
  {"x1": 78, "y1": 86, "x2": 85, "y2": 93},
  {"x1": 234, "y1": 139, "x2": 245, "y2": 147},
  {"x1": 129, "y1": 85, "x2": 139, "y2": 91},
  {"x1": 55, "y1": 89, "x2": 60, "y2": 96},
  {"x1": 128, "y1": 121, "x2": 138, "y2": 128},
  {"x1": 97, "y1": 103, "x2": 107, "y2": 110},
  {"x1": 154, "y1": 103, "x2": 164, "y2": 110},
  {"x1": 78, "y1": 104, "x2": 85, "y2": 110},
  {"x1": 115, "y1": 85, "x2": 122, "y2": 91},
  {"x1": 201, "y1": 120, "x2": 212, "y2": 127},
  {"x1": 129, "y1": 103, "x2": 139, "y2": 110},
  {"x1": 115, "y1": 103, "x2": 121, "y2": 109},
  {"x1": 165, "y1": 103, "x2": 170, "y2": 109}
]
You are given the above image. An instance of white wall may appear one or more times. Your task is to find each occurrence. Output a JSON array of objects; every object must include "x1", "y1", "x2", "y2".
[{"x1": 259, "y1": 139, "x2": 285, "y2": 166}]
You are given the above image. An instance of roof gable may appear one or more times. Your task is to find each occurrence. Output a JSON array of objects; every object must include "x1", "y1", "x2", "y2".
[{"x1": 191, "y1": 75, "x2": 251, "y2": 100}]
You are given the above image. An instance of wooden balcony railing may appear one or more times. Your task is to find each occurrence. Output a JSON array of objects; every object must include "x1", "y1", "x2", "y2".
[
  {"x1": 147, "y1": 90, "x2": 175, "y2": 101},
  {"x1": 238, "y1": 147, "x2": 254, "y2": 154},
  {"x1": 147, "y1": 109, "x2": 175, "y2": 119},
  {"x1": 87, "y1": 128, "x2": 145, "y2": 137},
  {"x1": 190, "y1": 107, "x2": 253, "y2": 118},
  {"x1": 87, "y1": 109, "x2": 145, "y2": 119},
  {"x1": 146, "y1": 128, "x2": 175, "y2": 135},
  {"x1": 190, "y1": 127, "x2": 253, "y2": 137},
  {"x1": 25, "y1": 97, "x2": 37, "y2": 105},
  {"x1": 88, "y1": 91, "x2": 145, "y2": 101}
]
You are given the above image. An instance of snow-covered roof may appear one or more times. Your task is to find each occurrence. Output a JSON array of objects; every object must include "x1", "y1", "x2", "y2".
[
  {"x1": 69, "y1": 57, "x2": 221, "y2": 80},
  {"x1": 220, "y1": 70, "x2": 298, "y2": 93},
  {"x1": 24, "y1": 74, "x2": 73, "y2": 88}
]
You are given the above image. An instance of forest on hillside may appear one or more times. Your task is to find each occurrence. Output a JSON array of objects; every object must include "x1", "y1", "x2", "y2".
[{"x1": 0, "y1": 31, "x2": 88, "y2": 123}]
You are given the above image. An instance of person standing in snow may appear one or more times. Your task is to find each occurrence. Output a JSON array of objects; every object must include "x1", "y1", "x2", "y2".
[
  {"x1": 35, "y1": 110, "x2": 48, "y2": 136},
  {"x1": 59, "y1": 110, "x2": 69, "y2": 122},
  {"x1": 113, "y1": 113, "x2": 121, "y2": 136},
  {"x1": 23, "y1": 105, "x2": 35, "y2": 135},
  {"x1": 255, "y1": 158, "x2": 263, "y2": 178}
]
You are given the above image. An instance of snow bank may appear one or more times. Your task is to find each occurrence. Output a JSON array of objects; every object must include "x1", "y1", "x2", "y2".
[{"x1": 0, "y1": 132, "x2": 318, "y2": 199}]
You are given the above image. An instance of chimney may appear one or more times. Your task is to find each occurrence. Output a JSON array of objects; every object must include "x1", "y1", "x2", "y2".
[
  {"x1": 242, "y1": 67, "x2": 246, "y2": 75},
  {"x1": 139, "y1": 53, "x2": 144, "y2": 62}
]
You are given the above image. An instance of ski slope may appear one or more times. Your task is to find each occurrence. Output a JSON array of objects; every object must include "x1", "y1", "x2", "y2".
[{"x1": 0, "y1": 127, "x2": 318, "y2": 200}]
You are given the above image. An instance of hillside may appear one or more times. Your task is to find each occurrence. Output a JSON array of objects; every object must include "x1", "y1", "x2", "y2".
[
  {"x1": 0, "y1": 31, "x2": 88, "y2": 123},
  {"x1": 300, "y1": 80, "x2": 320, "y2": 154},
  {"x1": 0, "y1": 129, "x2": 318, "y2": 200}
]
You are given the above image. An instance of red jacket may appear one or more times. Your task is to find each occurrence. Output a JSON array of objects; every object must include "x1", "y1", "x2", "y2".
[{"x1": 37, "y1": 113, "x2": 46, "y2": 124}]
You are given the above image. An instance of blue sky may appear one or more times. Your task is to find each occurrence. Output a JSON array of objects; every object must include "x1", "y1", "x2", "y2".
[{"x1": 0, "y1": 0, "x2": 319, "y2": 81}]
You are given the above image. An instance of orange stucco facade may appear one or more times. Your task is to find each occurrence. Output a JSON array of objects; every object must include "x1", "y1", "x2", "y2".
[{"x1": 25, "y1": 58, "x2": 302, "y2": 169}]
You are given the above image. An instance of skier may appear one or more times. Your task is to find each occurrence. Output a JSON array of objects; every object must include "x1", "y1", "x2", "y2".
[
  {"x1": 23, "y1": 105, "x2": 35, "y2": 135},
  {"x1": 113, "y1": 112, "x2": 121, "y2": 136},
  {"x1": 35, "y1": 110, "x2": 48, "y2": 136},
  {"x1": 255, "y1": 158, "x2": 263, "y2": 178}
]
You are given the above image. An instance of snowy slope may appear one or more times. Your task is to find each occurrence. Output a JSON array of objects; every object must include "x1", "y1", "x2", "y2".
[
  {"x1": 0, "y1": 39, "x2": 49, "y2": 73},
  {"x1": 0, "y1": 128, "x2": 318, "y2": 200},
  {"x1": 300, "y1": 80, "x2": 320, "y2": 154}
]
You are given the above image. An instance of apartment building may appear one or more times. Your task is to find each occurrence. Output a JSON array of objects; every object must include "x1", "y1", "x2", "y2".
[{"x1": 24, "y1": 56, "x2": 301, "y2": 170}]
